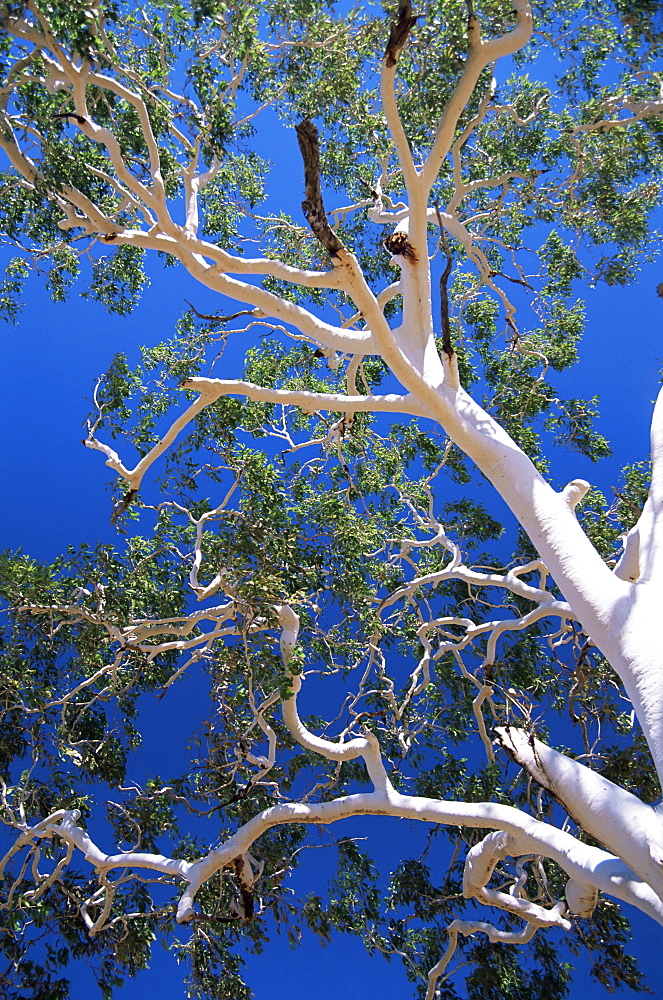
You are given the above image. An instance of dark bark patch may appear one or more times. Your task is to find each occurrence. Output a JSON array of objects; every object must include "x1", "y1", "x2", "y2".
[
  {"x1": 384, "y1": 0, "x2": 418, "y2": 67},
  {"x1": 384, "y1": 231, "x2": 418, "y2": 262},
  {"x1": 295, "y1": 119, "x2": 344, "y2": 257}
]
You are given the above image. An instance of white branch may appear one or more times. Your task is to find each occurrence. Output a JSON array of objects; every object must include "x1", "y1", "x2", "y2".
[
  {"x1": 496, "y1": 727, "x2": 663, "y2": 903},
  {"x1": 420, "y1": 1, "x2": 534, "y2": 194},
  {"x1": 18, "y1": 785, "x2": 658, "y2": 930},
  {"x1": 86, "y1": 378, "x2": 425, "y2": 490}
]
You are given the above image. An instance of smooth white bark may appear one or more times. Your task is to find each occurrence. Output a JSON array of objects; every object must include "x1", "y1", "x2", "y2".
[{"x1": 4, "y1": 0, "x2": 663, "y2": 979}]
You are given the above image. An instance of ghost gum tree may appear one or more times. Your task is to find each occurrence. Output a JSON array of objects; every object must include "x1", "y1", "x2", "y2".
[{"x1": 1, "y1": 0, "x2": 663, "y2": 996}]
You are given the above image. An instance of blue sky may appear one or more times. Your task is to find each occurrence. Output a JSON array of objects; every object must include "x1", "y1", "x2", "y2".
[
  {"x1": 2, "y1": 216, "x2": 663, "y2": 998},
  {"x1": 2, "y1": 21, "x2": 663, "y2": 1000}
]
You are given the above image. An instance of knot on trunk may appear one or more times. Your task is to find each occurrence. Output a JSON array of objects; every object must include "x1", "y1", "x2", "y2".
[{"x1": 384, "y1": 231, "x2": 418, "y2": 262}]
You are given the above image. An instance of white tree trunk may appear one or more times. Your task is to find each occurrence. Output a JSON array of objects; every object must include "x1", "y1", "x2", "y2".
[{"x1": 4, "y1": 0, "x2": 663, "y2": 987}]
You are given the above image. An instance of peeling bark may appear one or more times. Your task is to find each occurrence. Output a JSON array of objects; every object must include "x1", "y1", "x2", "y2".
[
  {"x1": 384, "y1": 0, "x2": 418, "y2": 68},
  {"x1": 295, "y1": 118, "x2": 344, "y2": 257},
  {"x1": 4, "y1": 0, "x2": 663, "y2": 985}
]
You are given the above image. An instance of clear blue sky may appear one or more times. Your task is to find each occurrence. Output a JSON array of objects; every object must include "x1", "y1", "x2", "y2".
[
  {"x1": 2, "y1": 49, "x2": 663, "y2": 1000},
  {"x1": 2, "y1": 216, "x2": 663, "y2": 998}
]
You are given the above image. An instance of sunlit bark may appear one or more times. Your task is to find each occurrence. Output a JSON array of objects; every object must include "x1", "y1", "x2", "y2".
[{"x1": 3, "y1": 0, "x2": 663, "y2": 992}]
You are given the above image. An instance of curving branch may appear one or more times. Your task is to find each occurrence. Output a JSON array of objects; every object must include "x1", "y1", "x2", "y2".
[
  {"x1": 6, "y1": 775, "x2": 662, "y2": 934},
  {"x1": 496, "y1": 726, "x2": 663, "y2": 902},
  {"x1": 295, "y1": 119, "x2": 344, "y2": 257},
  {"x1": 420, "y1": 0, "x2": 534, "y2": 194},
  {"x1": 85, "y1": 377, "x2": 425, "y2": 491},
  {"x1": 5, "y1": 639, "x2": 663, "y2": 948}
]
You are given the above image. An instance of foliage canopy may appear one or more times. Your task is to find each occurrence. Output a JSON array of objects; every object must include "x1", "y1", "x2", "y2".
[{"x1": 1, "y1": 1, "x2": 663, "y2": 998}]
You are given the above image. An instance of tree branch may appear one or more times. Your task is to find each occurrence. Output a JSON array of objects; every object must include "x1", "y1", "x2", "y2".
[
  {"x1": 10, "y1": 783, "x2": 662, "y2": 933},
  {"x1": 384, "y1": 0, "x2": 418, "y2": 68},
  {"x1": 496, "y1": 727, "x2": 663, "y2": 902},
  {"x1": 295, "y1": 119, "x2": 344, "y2": 256},
  {"x1": 420, "y1": 0, "x2": 533, "y2": 194}
]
